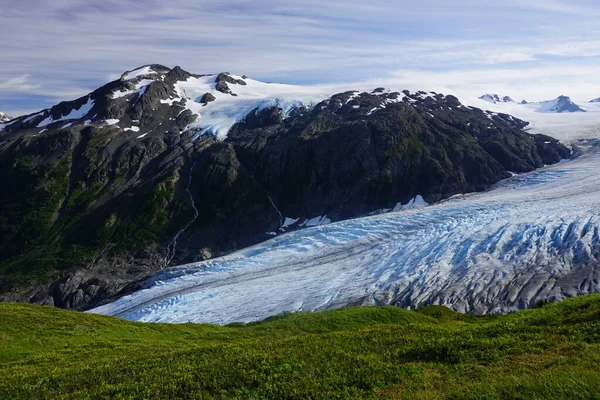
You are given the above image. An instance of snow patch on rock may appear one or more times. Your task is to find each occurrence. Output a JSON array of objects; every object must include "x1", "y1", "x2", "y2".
[
  {"x1": 37, "y1": 96, "x2": 95, "y2": 128},
  {"x1": 122, "y1": 66, "x2": 157, "y2": 81}
]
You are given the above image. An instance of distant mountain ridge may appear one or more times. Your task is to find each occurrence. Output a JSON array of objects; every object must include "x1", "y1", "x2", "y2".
[
  {"x1": 479, "y1": 93, "x2": 587, "y2": 113},
  {"x1": 478, "y1": 94, "x2": 514, "y2": 104}
]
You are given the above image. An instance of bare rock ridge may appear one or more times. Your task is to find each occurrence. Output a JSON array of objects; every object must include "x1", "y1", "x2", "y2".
[
  {"x1": 479, "y1": 94, "x2": 514, "y2": 104},
  {"x1": 0, "y1": 65, "x2": 569, "y2": 310}
]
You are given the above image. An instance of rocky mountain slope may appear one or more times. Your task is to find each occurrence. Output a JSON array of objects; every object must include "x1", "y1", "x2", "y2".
[{"x1": 0, "y1": 65, "x2": 569, "y2": 310}]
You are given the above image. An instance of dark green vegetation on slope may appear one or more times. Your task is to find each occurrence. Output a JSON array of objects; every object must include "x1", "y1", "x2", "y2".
[{"x1": 1, "y1": 295, "x2": 600, "y2": 399}]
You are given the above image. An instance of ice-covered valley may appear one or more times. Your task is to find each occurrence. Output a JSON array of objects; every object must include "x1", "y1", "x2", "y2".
[{"x1": 91, "y1": 102, "x2": 600, "y2": 323}]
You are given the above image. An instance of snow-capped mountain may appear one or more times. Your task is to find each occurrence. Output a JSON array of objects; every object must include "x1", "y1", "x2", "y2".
[
  {"x1": 590, "y1": 97, "x2": 600, "y2": 103},
  {"x1": 0, "y1": 65, "x2": 330, "y2": 140},
  {"x1": 479, "y1": 94, "x2": 515, "y2": 104},
  {"x1": 0, "y1": 112, "x2": 12, "y2": 123},
  {"x1": 531, "y1": 95, "x2": 586, "y2": 113},
  {"x1": 0, "y1": 64, "x2": 572, "y2": 311},
  {"x1": 478, "y1": 94, "x2": 587, "y2": 113}
]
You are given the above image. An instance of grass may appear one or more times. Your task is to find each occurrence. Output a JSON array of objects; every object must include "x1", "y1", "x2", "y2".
[{"x1": 1, "y1": 295, "x2": 600, "y2": 399}]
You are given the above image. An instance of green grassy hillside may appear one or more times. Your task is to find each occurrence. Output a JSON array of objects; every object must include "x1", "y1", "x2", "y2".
[{"x1": 1, "y1": 295, "x2": 600, "y2": 399}]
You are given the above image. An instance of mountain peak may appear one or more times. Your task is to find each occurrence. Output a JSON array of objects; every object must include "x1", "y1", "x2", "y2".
[
  {"x1": 479, "y1": 94, "x2": 514, "y2": 104},
  {"x1": 590, "y1": 97, "x2": 600, "y2": 103},
  {"x1": 535, "y1": 95, "x2": 585, "y2": 113},
  {"x1": 120, "y1": 64, "x2": 170, "y2": 81},
  {"x1": 5, "y1": 65, "x2": 490, "y2": 141},
  {"x1": 0, "y1": 112, "x2": 13, "y2": 123}
]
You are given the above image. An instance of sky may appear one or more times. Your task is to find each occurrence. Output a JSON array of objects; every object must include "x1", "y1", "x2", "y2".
[{"x1": 1, "y1": 0, "x2": 600, "y2": 116}]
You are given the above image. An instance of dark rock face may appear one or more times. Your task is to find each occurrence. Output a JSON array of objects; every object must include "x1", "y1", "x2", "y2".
[
  {"x1": 215, "y1": 81, "x2": 231, "y2": 94},
  {"x1": 214, "y1": 72, "x2": 246, "y2": 94},
  {"x1": 164, "y1": 65, "x2": 192, "y2": 84},
  {"x1": 532, "y1": 134, "x2": 572, "y2": 164},
  {"x1": 216, "y1": 72, "x2": 246, "y2": 86},
  {"x1": 0, "y1": 66, "x2": 570, "y2": 310},
  {"x1": 200, "y1": 93, "x2": 216, "y2": 104}
]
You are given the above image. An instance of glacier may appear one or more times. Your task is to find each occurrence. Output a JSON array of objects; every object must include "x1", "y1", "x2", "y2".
[{"x1": 90, "y1": 134, "x2": 600, "y2": 324}]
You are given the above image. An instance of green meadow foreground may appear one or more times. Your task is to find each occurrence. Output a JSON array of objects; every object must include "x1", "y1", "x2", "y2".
[{"x1": 2, "y1": 296, "x2": 600, "y2": 399}]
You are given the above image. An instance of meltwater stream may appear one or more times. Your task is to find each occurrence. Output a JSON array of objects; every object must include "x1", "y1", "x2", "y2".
[{"x1": 90, "y1": 140, "x2": 600, "y2": 324}]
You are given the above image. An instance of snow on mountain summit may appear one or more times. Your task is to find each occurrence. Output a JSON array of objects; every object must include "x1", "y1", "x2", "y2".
[
  {"x1": 1, "y1": 64, "x2": 595, "y2": 144},
  {"x1": 0, "y1": 64, "x2": 500, "y2": 142},
  {"x1": 479, "y1": 94, "x2": 515, "y2": 104},
  {"x1": 0, "y1": 112, "x2": 13, "y2": 123},
  {"x1": 161, "y1": 71, "x2": 329, "y2": 139},
  {"x1": 478, "y1": 93, "x2": 588, "y2": 114},
  {"x1": 0, "y1": 65, "x2": 338, "y2": 139},
  {"x1": 532, "y1": 95, "x2": 586, "y2": 113}
]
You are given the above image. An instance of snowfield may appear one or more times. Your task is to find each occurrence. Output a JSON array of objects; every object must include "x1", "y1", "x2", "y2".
[
  {"x1": 162, "y1": 73, "x2": 332, "y2": 140},
  {"x1": 89, "y1": 97, "x2": 600, "y2": 325}
]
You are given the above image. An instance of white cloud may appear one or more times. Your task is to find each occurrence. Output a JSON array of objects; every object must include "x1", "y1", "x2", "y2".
[
  {"x1": 0, "y1": 75, "x2": 40, "y2": 91},
  {"x1": 510, "y1": 0, "x2": 600, "y2": 16},
  {"x1": 0, "y1": 0, "x2": 599, "y2": 115}
]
